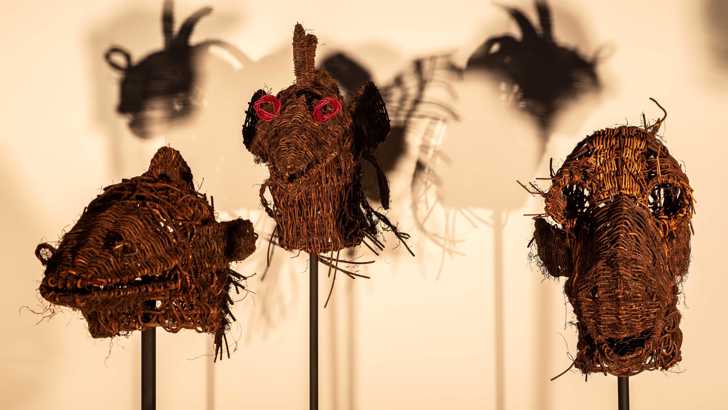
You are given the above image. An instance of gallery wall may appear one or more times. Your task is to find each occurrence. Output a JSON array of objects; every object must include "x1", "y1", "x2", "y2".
[{"x1": 1, "y1": 1, "x2": 727, "y2": 409}]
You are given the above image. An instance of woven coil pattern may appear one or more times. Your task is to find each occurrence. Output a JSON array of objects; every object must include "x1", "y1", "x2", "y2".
[
  {"x1": 527, "y1": 110, "x2": 693, "y2": 376},
  {"x1": 242, "y1": 23, "x2": 410, "y2": 255},
  {"x1": 35, "y1": 147, "x2": 257, "y2": 360}
]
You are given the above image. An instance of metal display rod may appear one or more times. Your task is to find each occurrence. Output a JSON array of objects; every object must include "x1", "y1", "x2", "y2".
[
  {"x1": 142, "y1": 320, "x2": 156, "y2": 410},
  {"x1": 618, "y1": 376, "x2": 629, "y2": 410},
  {"x1": 310, "y1": 254, "x2": 319, "y2": 410}
]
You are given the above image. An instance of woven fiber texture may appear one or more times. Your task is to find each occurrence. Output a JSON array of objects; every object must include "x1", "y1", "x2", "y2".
[
  {"x1": 35, "y1": 147, "x2": 257, "y2": 360},
  {"x1": 242, "y1": 24, "x2": 410, "y2": 255},
  {"x1": 525, "y1": 104, "x2": 693, "y2": 376}
]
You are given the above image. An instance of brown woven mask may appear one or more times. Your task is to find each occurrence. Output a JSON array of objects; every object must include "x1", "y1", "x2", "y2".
[
  {"x1": 35, "y1": 147, "x2": 257, "y2": 360},
  {"x1": 528, "y1": 105, "x2": 693, "y2": 376},
  {"x1": 242, "y1": 24, "x2": 410, "y2": 255}
]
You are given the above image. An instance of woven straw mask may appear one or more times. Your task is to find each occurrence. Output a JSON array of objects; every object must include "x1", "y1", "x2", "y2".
[
  {"x1": 35, "y1": 147, "x2": 256, "y2": 360},
  {"x1": 528, "y1": 105, "x2": 693, "y2": 376},
  {"x1": 242, "y1": 24, "x2": 409, "y2": 256}
]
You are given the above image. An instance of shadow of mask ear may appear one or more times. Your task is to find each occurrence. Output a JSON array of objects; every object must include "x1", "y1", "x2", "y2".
[
  {"x1": 104, "y1": 47, "x2": 132, "y2": 72},
  {"x1": 533, "y1": 217, "x2": 572, "y2": 277},
  {"x1": 221, "y1": 219, "x2": 257, "y2": 262},
  {"x1": 351, "y1": 82, "x2": 390, "y2": 153},
  {"x1": 242, "y1": 89, "x2": 268, "y2": 159}
]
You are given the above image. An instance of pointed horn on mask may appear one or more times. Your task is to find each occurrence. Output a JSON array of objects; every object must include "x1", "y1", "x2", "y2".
[{"x1": 293, "y1": 23, "x2": 318, "y2": 86}]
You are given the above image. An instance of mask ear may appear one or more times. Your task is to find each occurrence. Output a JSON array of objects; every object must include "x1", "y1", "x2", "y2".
[
  {"x1": 35, "y1": 243, "x2": 56, "y2": 266},
  {"x1": 351, "y1": 82, "x2": 390, "y2": 153},
  {"x1": 242, "y1": 89, "x2": 267, "y2": 155},
  {"x1": 533, "y1": 218, "x2": 572, "y2": 277},
  {"x1": 668, "y1": 220, "x2": 691, "y2": 278},
  {"x1": 145, "y1": 147, "x2": 195, "y2": 190}
]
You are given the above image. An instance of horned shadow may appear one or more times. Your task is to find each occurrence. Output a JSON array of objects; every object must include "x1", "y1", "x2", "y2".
[
  {"x1": 86, "y1": 1, "x2": 246, "y2": 178},
  {"x1": 458, "y1": 0, "x2": 603, "y2": 160},
  {"x1": 428, "y1": 0, "x2": 605, "y2": 215}
]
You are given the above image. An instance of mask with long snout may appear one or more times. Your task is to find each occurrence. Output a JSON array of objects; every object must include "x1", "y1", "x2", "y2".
[
  {"x1": 35, "y1": 147, "x2": 257, "y2": 360},
  {"x1": 242, "y1": 24, "x2": 411, "y2": 256},
  {"x1": 527, "y1": 103, "x2": 694, "y2": 376}
]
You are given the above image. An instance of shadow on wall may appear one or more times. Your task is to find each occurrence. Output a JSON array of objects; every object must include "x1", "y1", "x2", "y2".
[
  {"x1": 705, "y1": 0, "x2": 728, "y2": 71},
  {"x1": 0, "y1": 149, "x2": 58, "y2": 410},
  {"x1": 420, "y1": 0, "x2": 605, "y2": 223},
  {"x1": 86, "y1": 0, "x2": 244, "y2": 177},
  {"x1": 459, "y1": 0, "x2": 602, "y2": 158}
]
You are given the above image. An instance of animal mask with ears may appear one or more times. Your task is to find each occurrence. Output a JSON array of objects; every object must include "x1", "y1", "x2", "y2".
[{"x1": 242, "y1": 24, "x2": 411, "y2": 257}]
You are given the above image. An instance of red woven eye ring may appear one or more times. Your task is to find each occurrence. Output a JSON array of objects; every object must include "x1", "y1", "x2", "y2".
[
  {"x1": 254, "y1": 94, "x2": 281, "y2": 121},
  {"x1": 313, "y1": 97, "x2": 342, "y2": 123}
]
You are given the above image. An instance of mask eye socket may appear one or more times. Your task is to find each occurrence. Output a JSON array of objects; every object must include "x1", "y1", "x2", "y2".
[
  {"x1": 648, "y1": 183, "x2": 684, "y2": 218},
  {"x1": 254, "y1": 95, "x2": 281, "y2": 121},
  {"x1": 313, "y1": 97, "x2": 342, "y2": 123},
  {"x1": 104, "y1": 231, "x2": 135, "y2": 256},
  {"x1": 563, "y1": 184, "x2": 591, "y2": 219}
]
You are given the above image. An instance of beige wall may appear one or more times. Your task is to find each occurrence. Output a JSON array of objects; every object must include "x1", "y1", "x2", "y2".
[{"x1": 2, "y1": 1, "x2": 727, "y2": 409}]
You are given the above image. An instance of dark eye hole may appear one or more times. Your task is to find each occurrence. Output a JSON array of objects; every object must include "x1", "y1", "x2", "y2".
[
  {"x1": 649, "y1": 183, "x2": 684, "y2": 217},
  {"x1": 253, "y1": 94, "x2": 281, "y2": 121},
  {"x1": 103, "y1": 232, "x2": 135, "y2": 255},
  {"x1": 313, "y1": 97, "x2": 342, "y2": 123},
  {"x1": 563, "y1": 184, "x2": 590, "y2": 219}
]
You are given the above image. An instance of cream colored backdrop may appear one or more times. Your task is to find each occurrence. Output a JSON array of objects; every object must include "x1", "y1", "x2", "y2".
[{"x1": 1, "y1": 1, "x2": 727, "y2": 409}]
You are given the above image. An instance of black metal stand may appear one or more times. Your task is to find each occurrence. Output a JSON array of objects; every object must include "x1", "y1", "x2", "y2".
[
  {"x1": 493, "y1": 211, "x2": 504, "y2": 410},
  {"x1": 310, "y1": 254, "x2": 319, "y2": 410},
  {"x1": 618, "y1": 376, "x2": 629, "y2": 410},
  {"x1": 141, "y1": 324, "x2": 156, "y2": 410}
]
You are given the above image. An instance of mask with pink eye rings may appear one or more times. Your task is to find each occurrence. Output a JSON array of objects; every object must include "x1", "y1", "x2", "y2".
[
  {"x1": 313, "y1": 97, "x2": 342, "y2": 123},
  {"x1": 254, "y1": 94, "x2": 281, "y2": 121}
]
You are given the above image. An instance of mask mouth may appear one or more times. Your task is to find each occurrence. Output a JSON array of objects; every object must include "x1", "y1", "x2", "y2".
[
  {"x1": 41, "y1": 267, "x2": 181, "y2": 305},
  {"x1": 277, "y1": 151, "x2": 338, "y2": 184},
  {"x1": 284, "y1": 160, "x2": 317, "y2": 183},
  {"x1": 605, "y1": 329, "x2": 653, "y2": 356}
]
